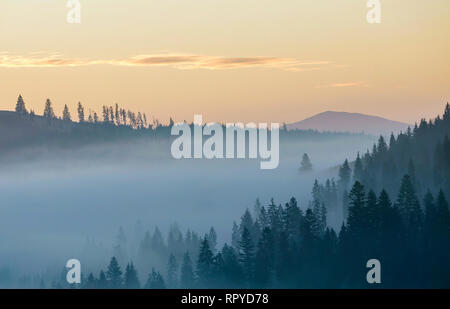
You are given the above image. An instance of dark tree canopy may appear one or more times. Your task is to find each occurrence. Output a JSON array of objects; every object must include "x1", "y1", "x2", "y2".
[{"x1": 300, "y1": 153, "x2": 313, "y2": 172}]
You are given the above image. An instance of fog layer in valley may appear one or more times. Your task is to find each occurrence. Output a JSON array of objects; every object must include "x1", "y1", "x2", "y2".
[{"x1": 0, "y1": 133, "x2": 376, "y2": 284}]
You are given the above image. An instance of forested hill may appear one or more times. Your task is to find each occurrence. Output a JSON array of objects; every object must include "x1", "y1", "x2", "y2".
[
  {"x1": 0, "y1": 110, "x2": 171, "y2": 156},
  {"x1": 309, "y1": 103, "x2": 450, "y2": 218},
  {"x1": 287, "y1": 111, "x2": 411, "y2": 136},
  {"x1": 340, "y1": 103, "x2": 450, "y2": 200},
  {"x1": 61, "y1": 104, "x2": 450, "y2": 290},
  {"x1": 1, "y1": 95, "x2": 373, "y2": 157},
  {"x1": 311, "y1": 103, "x2": 450, "y2": 243}
]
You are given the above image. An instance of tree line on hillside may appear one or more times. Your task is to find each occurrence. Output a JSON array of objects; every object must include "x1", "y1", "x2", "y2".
[
  {"x1": 46, "y1": 178, "x2": 449, "y2": 289},
  {"x1": 15, "y1": 94, "x2": 156, "y2": 130},
  {"x1": 11, "y1": 102, "x2": 450, "y2": 289},
  {"x1": 71, "y1": 104, "x2": 449, "y2": 289},
  {"x1": 13, "y1": 94, "x2": 369, "y2": 143}
]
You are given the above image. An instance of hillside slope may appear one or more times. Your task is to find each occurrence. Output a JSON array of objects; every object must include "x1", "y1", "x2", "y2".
[{"x1": 288, "y1": 111, "x2": 411, "y2": 135}]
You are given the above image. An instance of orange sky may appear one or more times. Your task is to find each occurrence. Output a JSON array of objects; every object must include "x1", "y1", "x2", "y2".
[{"x1": 0, "y1": 0, "x2": 449, "y2": 124}]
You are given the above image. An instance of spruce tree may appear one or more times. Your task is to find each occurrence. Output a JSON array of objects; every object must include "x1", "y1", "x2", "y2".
[
  {"x1": 115, "y1": 103, "x2": 120, "y2": 125},
  {"x1": 196, "y1": 238, "x2": 214, "y2": 287},
  {"x1": 423, "y1": 191, "x2": 437, "y2": 242},
  {"x1": 284, "y1": 197, "x2": 303, "y2": 239},
  {"x1": 436, "y1": 190, "x2": 450, "y2": 239},
  {"x1": 254, "y1": 227, "x2": 274, "y2": 288},
  {"x1": 267, "y1": 199, "x2": 280, "y2": 228},
  {"x1": 253, "y1": 199, "x2": 262, "y2": 219},
  {"x1": 231, "y1": 222, "x2": 240, "y2": 250},
  {"x1": 124, "y1": 262, "x2": 140, "y2": 289},
  {"x1": 366, "y1": 190, "x2": 380, "y2": 248},
  {"x1": 299, "y1": 153, "x2": 313, "y2": 172},
  {"x1": 62, "y1": 104, "x2": 71, "y2": 121},
  {"x1": 353, "y1": 152, "x2": 364, "y2": 183},
  {"x1": 377, "y1": 136, "x2": 388, "y2": 155},
  {"x1": 396, "y1": 175, "x2": 422, "y2": 231},
  {"x1": 43, "y1": 99, "x2": 55, "y2": 119},
  {"x1": 106, "y1": 257, "x2": 123, "y2": 288},
  {"x1": 377, "y1": 189, "x2": 400, "y2": 253},
  {"x1": 98, "y1": 270, "x2": 107, "y2": 289},
  {"x1": 180, "y1": 252, "x2": 195, "y2": 288},
  {"x1": 102, "y1": 106, "x2": 109, "y2": 123},
  {"x1": 312, "y1": 180, "x2": 322, "y2": 205},
  {"x1": 239, "y1": 227, "x2": 254, "y2": 285},
  {"x1": 145, "y1": 269, "x2": 166, "y2": 289},
  {"x1": 167, "y1": 253, "x2": 178, "y2": 288},
  {"x1": 221, "y1": 244, "x2": 244, "y2": 288},
  {"x1": 346, "y1": 181, "x2": 366, "y2": 238},
  {"x1": 338, "y1": 159, "x2": 352, "y2": 190},
  {"x1": 389, "y1": 133, "x2": 396, "y2": 150},
  {"x1": 239, "y1": 209, "x2": 258, "y2": 245},
  {"x1": 15, "y1": 95, "x2": 28, "y2": 115},
  {"x1": 257, "y1": 206, "x2": 269, "y2": 229},
  {"x1": 77, "y1": 102, "x2": 85, "y2": 123},
  {"x1": 85, "y1": 273, "x2": 96, "y2": 289},
  {"x1": 207, "y1": 227, "x2": 217, "y2": 253},
  {"x1": 109, "y1": 106, "x2": 114, "y2": 124}
]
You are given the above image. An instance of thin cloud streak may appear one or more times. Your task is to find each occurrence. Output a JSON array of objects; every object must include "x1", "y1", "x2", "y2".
[
  {"x1": 315, "y1": 81, "x2": 368, "y2": 88},
  {"x1": 0, "y1": 54, "x2": 99, "y2": 67},
  {"x1": 0, "y1": 52, "x2": 330, "y2": 71}
]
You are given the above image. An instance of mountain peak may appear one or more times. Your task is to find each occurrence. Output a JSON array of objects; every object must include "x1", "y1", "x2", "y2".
[{"x1": 287, "y1": 111, "x2": 411, "y2": 135}]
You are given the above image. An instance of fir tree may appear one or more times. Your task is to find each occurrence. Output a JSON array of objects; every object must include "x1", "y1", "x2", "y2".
[
  {"x1": 207, "y1": 227, "x2": 217, "y2": 253},
  {"x1": 221, "y1": 244, "x2": 244, "y2": 288},
  {"x1": 338, "y1": 159, "x2": 352, "y2": 190},
  {"x1": 284, "y1": 197, "x2": 303, "y2": 240},
  {"x1": 43, "y1": 99, "x2": 55, "y2": 119},
  {"x1": 254, "y1": 227, "x2": 274, "y2": 288},
  {"x1": 346, "y1": 181, "x2": 366, "y2": 238},
  {"x1": 77, "y1": 102, "x2": 85, "y2": 123},
  {"x1": 180, "y1": 252, "x2": 195, "y2": 288},
  {"x1": 196, "y1": 238, "x2": 214, "y2": 287},
  {"x1": 423, "y1": 190, "x2": 437, "y2": 241},
  {"x1": 436, "y1": 190, "x2": 450, "y2": 239},
  {"x1": 239, "y1": 209, "x2": 258, "y2": 245},
  {"x1": 396, "y1": 175, "x2": 422, "y2": 231},
  {"x1": 62, "y1": 104, "x2": 71, "y2": 121},
  {"x1": 115, "y1": 103, "x2": 120, "y2": 125},
  {"x1": 102, "y1": 106, "x2": 109, "y2": 123},
  {"x1": 353, "y1": 152, "x2": 364, "y2": 183},
  {"x1": 97, "y1": 270, "x2": 107, "y2": 289},
  {"x1": 299, "y1": 153, "x2": 313, "y2": 172},
  {"x1": 231, "y1": 221, "x2": 240, "y2": 250},
  {"x1": 106, "y1": 257, "x2": 122, "y2": 288},
  {"x1": 253, "y1": 198, "x2": 262, "y2": 219},
  {"x1": 377, "y1": 136, "x2": 388, "y2": 155},
  {"x1": 145, "y1": 269, "x2": 166, "y2": 289},
  {"x1": 124, "y1": 262, "x2": 140, "y2": 289},
  {"x1": 239, "y1": 227, "x2": 254, "y2": 285},
  {"x1": 15, "y1": 95, "x2": 28, "y2": 115},
  {"x1": 85, "y1": 272, "x2": 96, "y2": 289},
  {"x1": 167, "y1": 253, "x2": 178, "y2": 288}
]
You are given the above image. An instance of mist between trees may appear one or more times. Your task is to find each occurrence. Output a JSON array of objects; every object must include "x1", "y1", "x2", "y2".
[{"x1": 1, "y1": 98, "x2": 448, "y2": 288}]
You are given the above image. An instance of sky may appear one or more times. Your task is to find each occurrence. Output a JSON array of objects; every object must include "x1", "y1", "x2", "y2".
[{"x1": 0, "y1": 0, "x2": 449, "y2": 124}]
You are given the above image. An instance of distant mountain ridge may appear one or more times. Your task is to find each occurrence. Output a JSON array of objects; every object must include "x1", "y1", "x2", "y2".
[{"x1": 287, "y1": 111, "x2": 411, "y2": 136}]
